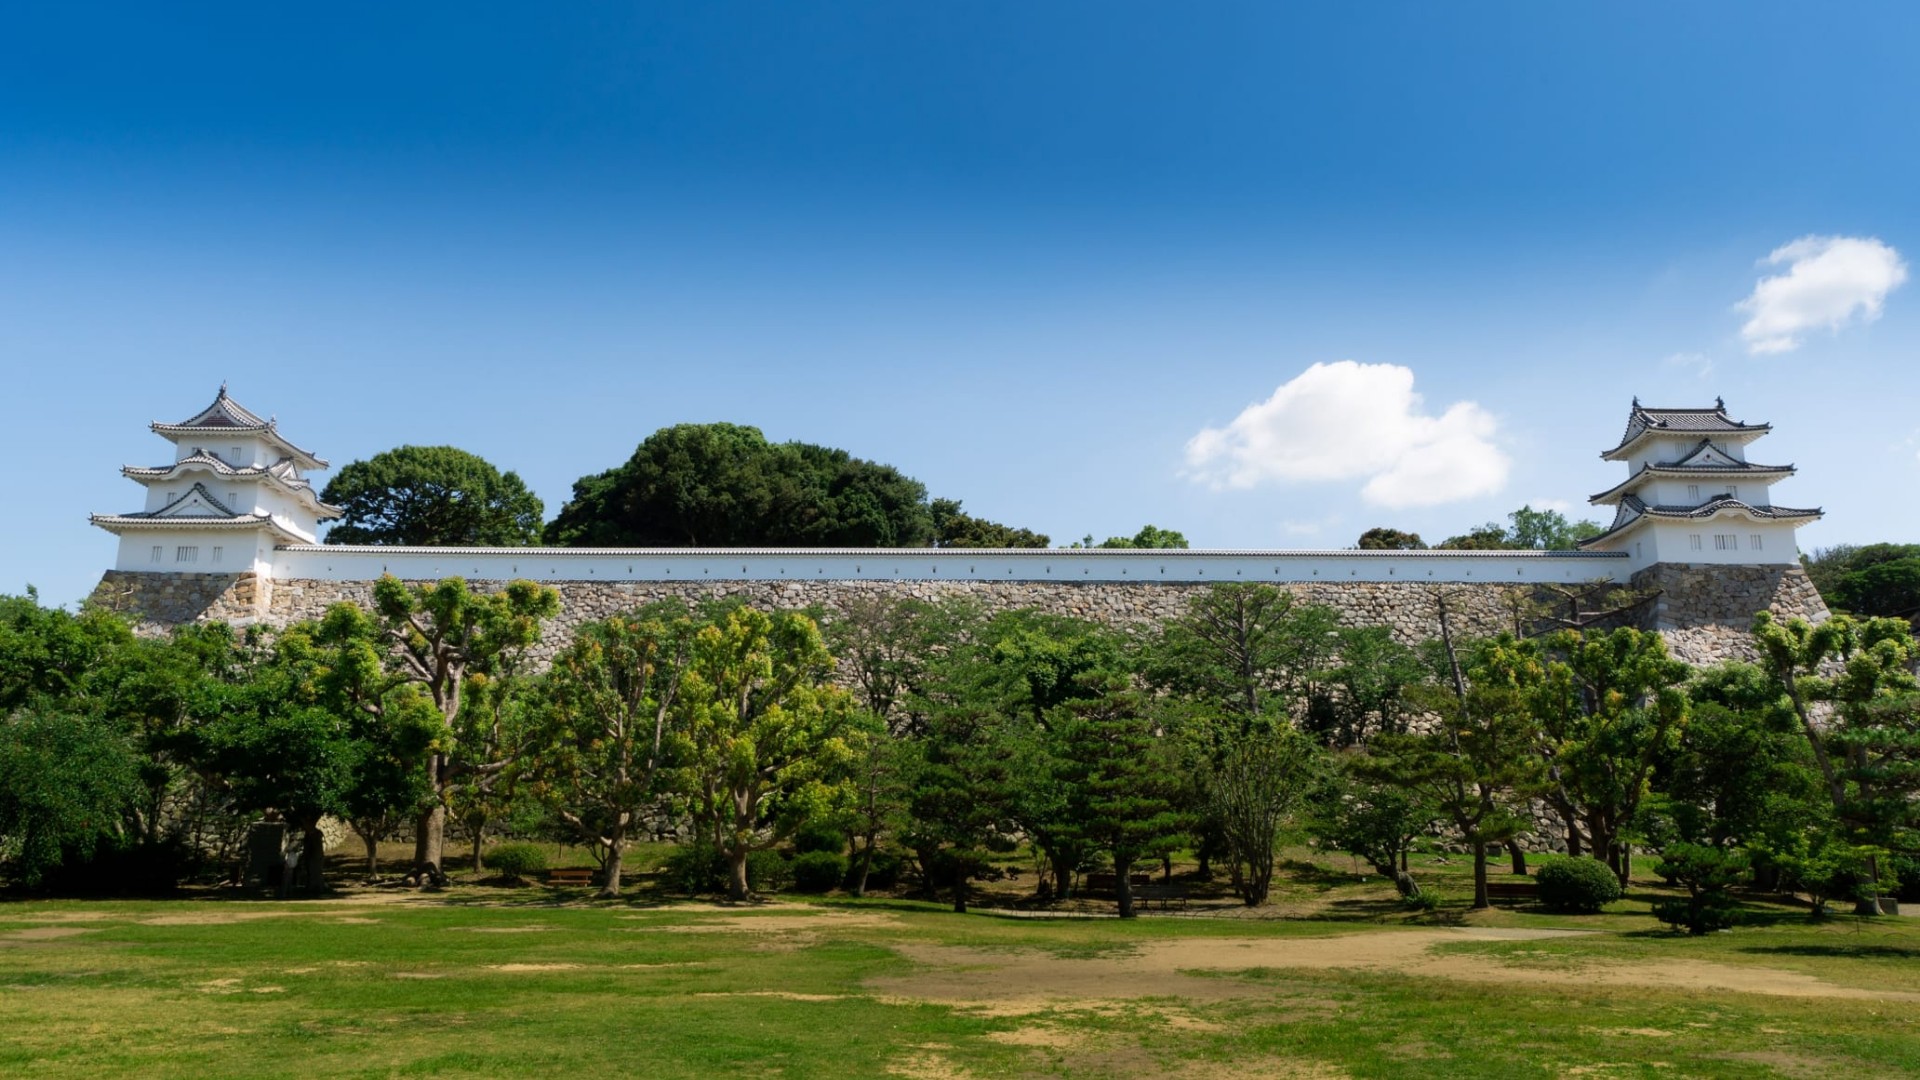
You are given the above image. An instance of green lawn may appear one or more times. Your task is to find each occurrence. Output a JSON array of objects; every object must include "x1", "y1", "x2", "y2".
[{"x1": 2, "y1": 855, "x2": 1917, "y2": 1078}]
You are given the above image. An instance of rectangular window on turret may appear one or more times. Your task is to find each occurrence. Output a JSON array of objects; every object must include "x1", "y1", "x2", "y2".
[
  {"x1": 1687, "y1": 484, "x2": 1701, "y2": 500},
  {"x1": 227, "y1": 490, "x2": 239, "y2": 509},
  {"x1": 176, "y1": 546, "x2": 198, "y2": 564},
  {"x1": 210, "y1": 546, "x2": 223, "y2": 565},
  {"x1": 1689, "y1": 534, "x2": 1703, "y2": 551},
  {"x1": 1728, "y1": 485, "x2": 1739, "y2": 499},
  {"x1": 230, "y1": 446, "x2": 243, "y2": 464},
  {"x1": 150, "y1": 545, "x2": 162, "y2": 564},
  {"x1": 1751, "y1": 534, "x2": 1763, "y2": 550},
  {"x1": 1714, "y1": 534, "x2": 1737, "y2": 550}
]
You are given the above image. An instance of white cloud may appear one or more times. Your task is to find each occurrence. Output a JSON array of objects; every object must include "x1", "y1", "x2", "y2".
[
  {"x1": 1737, "y1": 235, "x2": 1907, "y2": 354},
  {"x1": 1665, "y1": 351, "x2": 1714, "y2": 379},
  {"x1": 1184, "y1": 360, "x2": 1510, "y2": 509}
]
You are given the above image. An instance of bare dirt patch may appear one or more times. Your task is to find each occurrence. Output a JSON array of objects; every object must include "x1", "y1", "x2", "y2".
[
  {"x1": 984, "y1": 1024, "x2": 1086, "y2": 1048},
  {"x1": 870, "y1": 928, "x2": 1920, "y2": 1009},
  {"x1": 887, "y1": 1049, "x2": 977, "y2": 1079},
  {"x1": 626, "y1": 911, "x2": 902, "y2": 934},
  {"x1": 692, "y1": 990, "x2": 849, "y2": 1002},
  {"x1": 3, "y1": 926, "x2": 97, "y2": 941},
  {"x1": 140, "y1": 910, "x2": 331, "y2": 926},
  {"x1": 487, "y1": 963, "x2": 582, "y2": 973},
  {"x1": 0, "y1": 911, "x2": 115, "y2": 923}
]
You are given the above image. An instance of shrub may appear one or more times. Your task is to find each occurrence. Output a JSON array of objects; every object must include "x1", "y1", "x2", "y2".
[
  {"x1": 1653, "y1": 843, "x2": 1750, "y2": 934},
  {"x1": 1535, "y1": 856, "x2": 1622, "y2": 914},
  {"x1": 791, "y1": 850, "x2": 848, "y2": 893},
  {"x1": 661, "y1": 841, "x2": 727, "y2": 895},
  {"x1": 485, "y1": 843, "x2": 548, "y2": 882},
  {"x1": 791, "y1": 821, "x2": 846, "y2": 856},
  {"x1": 854, "y1": 849, "x2": 904, "y2": 893},
  {"x1": 747, "y1": 849, "x2": 791, "y2": 893}
]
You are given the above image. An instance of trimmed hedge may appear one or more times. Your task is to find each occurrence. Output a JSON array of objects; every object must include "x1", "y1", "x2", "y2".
[
  {"x1": 1535, "y1": 856, "x2": 1622, "y2": 913},
  {"x1": 791, "y1": 850, "x2": 848, "y2": 893},
  {"x1": 485, "y1": 843, "x2": 549, "y2": 882}
]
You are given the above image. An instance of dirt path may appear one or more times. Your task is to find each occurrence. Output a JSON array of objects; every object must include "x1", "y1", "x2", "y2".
[{"x1": 869, "y1": 927, "x2": 1920, "y2": 1011}]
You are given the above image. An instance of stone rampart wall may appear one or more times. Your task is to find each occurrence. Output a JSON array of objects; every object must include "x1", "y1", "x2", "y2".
[
  {"x1": 1628, "y1": 562, "x2": 1830, "y2": 666},
  {"x1": 266, "y1": 577, "x2": 1534, "y2": 665},
  {"x1": 89, "y1": 563, "x2": 1833, "y2": 668}
]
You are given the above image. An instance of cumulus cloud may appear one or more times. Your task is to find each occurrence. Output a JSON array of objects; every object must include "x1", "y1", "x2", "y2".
[
  {"x1": 1737, "y1": 235, "x2": 1907, "y2": 354},
  {"x1": 1183, "y1": 361, "x2": 1509, "y2": 508}
]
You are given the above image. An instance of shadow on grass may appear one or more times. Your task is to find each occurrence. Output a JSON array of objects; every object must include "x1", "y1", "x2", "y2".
[
  {"x1": 1740, "y1": 944, "x2": 1920, "y2": 960},
  {"x1": 1276, "y1": 859, "x2": 1368, "y2": 892}
]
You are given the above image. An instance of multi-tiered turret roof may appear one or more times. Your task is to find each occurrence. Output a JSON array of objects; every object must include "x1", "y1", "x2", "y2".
[
  {"x1": 92, "y1": 387, "x2": 342, "y2": 561},
  {"x1": 1579, "y1": 398, "x2": 1820, "y2": 565}
]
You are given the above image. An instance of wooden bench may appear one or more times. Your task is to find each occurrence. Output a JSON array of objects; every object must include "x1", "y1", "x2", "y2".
[
  {"x1": 1484, "y1": 880, "x2": 1539, "y2": 904},
  {"x1": 1084, "y1": 872, "x2": 1153, "y2": 893},
  {"x1": 546, "y1": 867, "x2": 595, "y2": 888},
  {"x1": 1135, "y1": 883, "x2": 1191, "y2": 911}
]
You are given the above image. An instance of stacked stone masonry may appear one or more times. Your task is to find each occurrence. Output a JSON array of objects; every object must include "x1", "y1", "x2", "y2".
[{"x1": 91, "y1": 564, "x2": 1831, "y2": 670}]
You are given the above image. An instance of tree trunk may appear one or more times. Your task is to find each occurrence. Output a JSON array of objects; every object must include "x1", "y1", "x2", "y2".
[
  {"x1": 1561, "y1": 809, "x2": 1584, "y2": 857},
  {"x1": 362, "y1": 833, "x2": 379, "y2": 879},
  {"x1": 469, "y1": 815, "x2": 487, "y2": 875},
  {"x1": 1115, "y1": 855, "x2": 1136, "y2": 919},
  {"x1": 1394, "y1": 870, "x2": 1421, "y2": 899},
  {"x1": 952, "y1": 873, "x2": 969, "y2": 914},
  {"x1": 1052, "y1": 857, "x2": 1073, "y2": 901},
  {"x1": 302, "y1": 823, "x2": 328, "y2": 891},
  {"x1": 852, "y1": 833, "x2": 877, "y2": 898},
  {"x1": 1471, "y1": 840, "x2": 1489, "y2": 909},
  {"x1": 1508, "y1": 841, "x2": 1528, "y2": 876},
  {"x1": 414, "y1": 803, "x2": 446, "y2": 873},
  {"x1": 600, "y1": 842, "x2": 626, "y2": 899},
  {"x1": 726, "y1": 847, "x2": 751, "y2": 901}
]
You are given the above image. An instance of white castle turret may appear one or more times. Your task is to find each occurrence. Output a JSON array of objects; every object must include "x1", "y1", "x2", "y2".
[
  {"x1": 1579, "y1": 398, "x2": 1821, "y2": 572},
  {"x1": 91, "y1": 385, "x2": 343, "y2": 573}
]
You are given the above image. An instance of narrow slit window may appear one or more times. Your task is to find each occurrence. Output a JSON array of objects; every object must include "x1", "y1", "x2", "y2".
[
  {"x1": 175, "y1": 546, "x2": 198, "y2": 564},
  {"x1": 150, "y1": 545, "x2": 163, "y2": 563},
  {"x1": 1750, "y1": 534, "x2": 1763, "y2": 550},
  {"x1": 1689, "y1": 534, "x2": 1703, "y2": 551},
  {"x1": 210, "y1": 546, "x2": 223, "y2": 565},
  {"x1": 1686, "y1": 484, "x2": 1701, "y2": 501}
]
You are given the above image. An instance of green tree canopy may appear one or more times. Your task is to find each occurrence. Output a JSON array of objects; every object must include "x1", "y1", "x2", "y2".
[
  {"x1": 1805, "y1": 544, "x2": 1920, "y2": 624},
  {"x1": 930, "y1": 499, "x2": 1049, "y2": 548},
  {"x1": 1090, "y1": 525, "x2": 1189, "y2": 549},
  {"x1": 546, "y1": 423, "x2": 939, "y2": 547},
  {"x1": 321, "y1": 445, "x2": 544, "y2": 546},
  {"x1": 1436, "y1": 506, "x2": 1603, "y2": 551},
  {"x1": 1357, "y1": 527, "x2": 1427, "y2": 550}
]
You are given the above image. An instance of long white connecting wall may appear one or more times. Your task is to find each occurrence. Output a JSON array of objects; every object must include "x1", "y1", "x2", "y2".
[{"x1": 268, "y1": 545, "x2": 1633, "y2": 585}]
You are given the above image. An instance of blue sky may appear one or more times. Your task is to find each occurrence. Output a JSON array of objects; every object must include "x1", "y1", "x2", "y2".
[{"x1": 4, "y1": 3, "x2": 1917, "y2": 605}]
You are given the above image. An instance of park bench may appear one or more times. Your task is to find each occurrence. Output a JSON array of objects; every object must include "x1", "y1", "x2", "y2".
[
  {"x1": 1134, "y1": 883, "x2": 1191, "y2": 911},
  {"x1": 1484, "y1": 880, "x2": 1539, "y2": 904},
  {"x1": 1084, "y1": 872, "x2": 1153, "y2": 893},
  {"x1": 545, "y1": 866, "x2": 595, "y2": 888}
]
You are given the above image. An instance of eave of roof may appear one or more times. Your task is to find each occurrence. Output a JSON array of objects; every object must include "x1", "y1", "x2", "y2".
[
  {"x1": 1577, "y1": 496, "x2": 1822, "y2": 547},
  {"x1": 150, "y1": 387, "x2": 328, "y2": 468},
  {"x1": 122, "y1": 455, "x2": 344, "y2": 518},
  {"x1": 1601, "y1": 402, "x2": 1771, "y2": 461},
  {"x1": 91, "y1": 513, "x2": 306, "y2": 544},
  {"x1": 1587, "y1": 461, "x2": 1796, "y2": 505}
]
